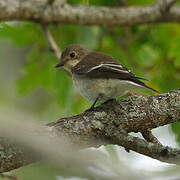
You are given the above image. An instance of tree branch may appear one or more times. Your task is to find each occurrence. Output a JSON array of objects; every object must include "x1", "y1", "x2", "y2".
[
  {"x1": 0, "y1": 0, "x2": 179, "y2": 26},
  {"x1": 42, "y1": 24, "x2": 61, "y2": 59},
  {"x1": 0, "y1": 90, "x2": 179, "y2": 172}
]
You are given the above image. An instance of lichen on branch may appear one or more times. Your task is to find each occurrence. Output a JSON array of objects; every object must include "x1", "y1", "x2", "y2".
[{"x1": 0, "y1": 90, "x2": 180, "y2": 173}]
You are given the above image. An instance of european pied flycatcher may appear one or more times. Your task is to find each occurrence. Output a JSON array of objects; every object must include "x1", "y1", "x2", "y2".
[{"x1": 55, "y1": 44, "x2": 158, "y2": 110}]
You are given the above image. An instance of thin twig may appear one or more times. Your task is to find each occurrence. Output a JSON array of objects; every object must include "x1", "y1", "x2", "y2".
[
  {"x1": 141, "y1": 129, "x2": 162, "y2": 146},
  {"x1": 156, "y1": 0, "x2": 178, "y2": 12},
  {"x1": 42, "y1": 24, "x2": 61, "y2": 59}
]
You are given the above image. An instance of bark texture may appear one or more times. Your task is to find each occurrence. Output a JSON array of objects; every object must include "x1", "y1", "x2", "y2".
[
  {"x1": 0, "y1": 90, "x2": 180, "y2": 172},
  {"x1": 0, "y1": 0, "x2": 179, "y2": 26}
]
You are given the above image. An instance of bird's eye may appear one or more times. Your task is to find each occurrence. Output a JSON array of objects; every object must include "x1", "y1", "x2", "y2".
[{"x1": 70, "y1": 52, "x2": 76, "y2": 58}]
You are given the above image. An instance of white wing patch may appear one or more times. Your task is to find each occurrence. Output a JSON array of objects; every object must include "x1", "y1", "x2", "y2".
[
  {"x1": 121, "y1": 80, "x2": 144, "y2": 88},
  {"x1": 87, "y1": 64, "x2": 104, "y2": 72},
  {"x1": 87, "y1": 63, "x2": 130, "y2": 74}
]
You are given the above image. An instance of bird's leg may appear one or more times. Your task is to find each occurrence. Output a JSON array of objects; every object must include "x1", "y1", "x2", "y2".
[{"x1": 89, "y1": 96, "x2": 100, "y2": 111}]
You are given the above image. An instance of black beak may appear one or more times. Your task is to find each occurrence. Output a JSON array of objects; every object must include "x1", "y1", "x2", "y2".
[{"x1": 55, "y1": 61, "x2": 64, "y2": 68}]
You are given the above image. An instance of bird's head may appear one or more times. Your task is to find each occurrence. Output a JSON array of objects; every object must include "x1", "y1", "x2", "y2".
[{"x1": 55, "y1": 44, "x2": 90, "y2": 73}]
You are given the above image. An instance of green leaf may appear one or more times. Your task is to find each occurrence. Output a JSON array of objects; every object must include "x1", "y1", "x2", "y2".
[
  {"x1": 0, "y1": 22, "x2": 45, "y2": 46},
  {"x1": 171, "y1": 122, "x2": 180, "y2": 146}
]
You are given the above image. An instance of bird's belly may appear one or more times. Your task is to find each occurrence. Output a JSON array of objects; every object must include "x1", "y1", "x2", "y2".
[{"x1": 72, "y1": 75, "x2": 133, "y2": 102}]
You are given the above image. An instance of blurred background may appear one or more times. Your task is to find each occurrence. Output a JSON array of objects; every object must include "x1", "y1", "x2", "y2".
[{"x1": 0, "y1": 0, "x2": 180, "y2": 179}]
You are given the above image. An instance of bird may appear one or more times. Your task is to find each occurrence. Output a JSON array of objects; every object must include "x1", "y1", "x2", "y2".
[{"x1": 55, "y1": 44, "x2": 158, "y2": 110}]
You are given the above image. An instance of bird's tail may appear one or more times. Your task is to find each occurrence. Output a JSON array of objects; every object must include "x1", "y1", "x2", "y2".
[{"x1": 135, "y1": 77, "x2": 159, "y2": 93}]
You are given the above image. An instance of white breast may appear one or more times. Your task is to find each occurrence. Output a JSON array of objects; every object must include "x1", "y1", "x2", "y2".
[{"x1": 72, "y1": 75, "x2": 143, "y2": 102}]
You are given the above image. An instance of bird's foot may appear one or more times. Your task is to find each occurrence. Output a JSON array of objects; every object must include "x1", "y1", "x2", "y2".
[
  {"x1": 84, "y1": 97, "x2": 100, "y2": 113},
  {"x1": 84, "y1": 105, "x2": 96, "y2": 115},
  {"x1": 88, "y1": 104, "x2": 96, "y2": 111}
]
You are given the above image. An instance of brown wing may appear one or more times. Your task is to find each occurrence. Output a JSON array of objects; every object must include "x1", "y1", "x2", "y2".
[
  {"x1": 72, "y1": 52, "x2": 158, "y2": 92},
  {"x1": 72, "y1": 52, "x2": 131, "y2": 75}
]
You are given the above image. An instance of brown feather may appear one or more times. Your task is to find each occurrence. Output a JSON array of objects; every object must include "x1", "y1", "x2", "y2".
[{"x1": 72, "y1": 52, "x2": 158, "y2": 93}]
